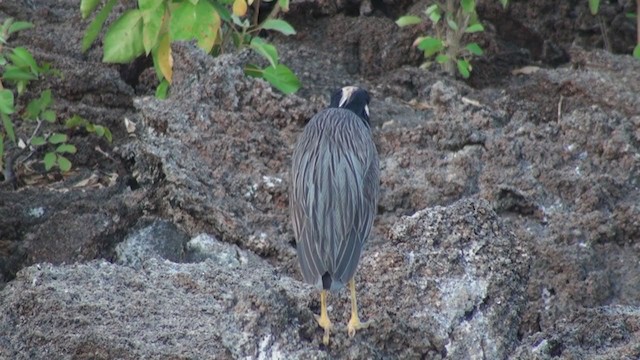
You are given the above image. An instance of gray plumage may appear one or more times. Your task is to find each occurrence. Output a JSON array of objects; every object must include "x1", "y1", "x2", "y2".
[{"x1": 290, "y1": 87, "x2": 379, "y2": 291}]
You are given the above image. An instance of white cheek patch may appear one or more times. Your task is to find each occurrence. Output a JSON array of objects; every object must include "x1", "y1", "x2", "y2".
[
  {"x1": 364, "y1": 104, "x2": 370, "y2": 118},
  {"x1": 339, "y1": 86, "x2": 357, "y2": 107}
]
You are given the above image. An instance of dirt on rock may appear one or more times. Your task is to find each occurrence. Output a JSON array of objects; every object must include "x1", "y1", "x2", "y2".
[{"x1": 1, "y1": 0, "x2": 640, "y2": 359}]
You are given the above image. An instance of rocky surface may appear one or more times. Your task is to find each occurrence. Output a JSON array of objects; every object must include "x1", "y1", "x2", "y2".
[
  {"x1": 1, "y1": 199, "x2": 527, "y2": 359},
  {"x1": 1, "y1": 0, "x2": 640, "y2": 359}
]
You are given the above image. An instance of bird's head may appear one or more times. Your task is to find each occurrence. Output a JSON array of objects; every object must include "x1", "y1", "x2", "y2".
[{"x1": 329, "y1": 86, "x2": 370, "y2": 124}]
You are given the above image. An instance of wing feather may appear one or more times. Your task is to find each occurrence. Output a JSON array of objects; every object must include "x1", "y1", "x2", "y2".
[{"x1": 290, "y1": 108, "x2": 379, "y2": 289}]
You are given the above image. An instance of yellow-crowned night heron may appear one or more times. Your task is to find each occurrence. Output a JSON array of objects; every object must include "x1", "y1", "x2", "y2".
[{"x1": 290, "y1": 86, "x2": 379, "y2": 345}]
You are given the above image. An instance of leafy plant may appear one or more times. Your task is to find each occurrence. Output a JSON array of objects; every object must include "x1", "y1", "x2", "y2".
[
  {"x1": 397, "y1": 0, "x2": 507, "y2": 78},
  {"x1": 1, "y1": 18, "x2": 112, "y2": 181},
  {"x1": 588, "y1": 0, "x2": 640, "y2": 59},
  {"x1": 80, "y1": 0, "x2": 301, "y2": 95},
  {"x1": 65, "y1": 114, "x2": 113, "y2": 143}
]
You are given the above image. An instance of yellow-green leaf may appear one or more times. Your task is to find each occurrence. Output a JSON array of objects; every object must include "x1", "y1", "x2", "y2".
[
  {"x1": 396, "y1": 15, "x2": 422, "y2": 27},
  {"x1": 103, "y1": 9, "x2": 145, "y2": 63},
  {"x1": 279, "y1": 0, "x2": 290, "y2": 12},
  {"x1": 194, "y1": 1, "x2": 221, "y2": 53},
  {"x1": 156, "y1": 33, "x2": 173, "y2": 83},
  {"x1": 588, "y1": 0, "x2": 600, "y2": 15}
]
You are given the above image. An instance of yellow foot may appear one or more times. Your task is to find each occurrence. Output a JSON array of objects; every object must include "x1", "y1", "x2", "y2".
[
  {"x1": 314, "y1": 313, "x2": 332, "y2": 345},
  {"x1": 347, "y1": 315, "x2": 371, "y2": 338}
]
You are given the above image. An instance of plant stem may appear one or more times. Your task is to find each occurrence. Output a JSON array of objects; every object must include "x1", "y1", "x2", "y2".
[{"x1": 637, "y1": 0, "x2": 640, "y2": 44}]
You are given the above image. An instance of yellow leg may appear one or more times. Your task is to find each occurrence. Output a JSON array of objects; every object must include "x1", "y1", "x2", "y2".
[
  {"x1": 314, "y1": 289, "x2": 332, "y2": 345},
  {"x1": 347, "y1": 278, "x2": 370, "y2": 337}
]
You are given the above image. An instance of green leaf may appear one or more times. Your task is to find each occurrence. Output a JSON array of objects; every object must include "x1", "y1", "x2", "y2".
[
  {"x1": 447, "y1": 17, "x2": 458, "y2": 31},
  {"x1": 43, "y1": 152, "x2": 56, "y2": 171},
  {"x1": 40, "y1": 89, "x2": 53, "y2": 108},
  {"x1": 416, "y1": 36, "x2": 443, "y2": 57},
  {"x1": 396, "y1": 15, "x2": 422, "y2": 27},
  {"x1": 103, "y1": 9, "x2": 145, "y2": 63},
  {"x1": 465, "y1": 23, "x2": 484, "y2": 33},
  {"x1": 156, "y1": 79, "x2": 170, "y2": 99},
  {"x1": 102, "y1": 126, "x2": 113, "y2": 143},
  {"x1": 81, "y1": 0, "x2": 102, "y2": 18},
  {"x1": 457, "y1": 59, "x2": 470, "y2": 78},
  {"x1": 25, "y1": 89, "x2": 53, "y2": 120},
  {"x1": 425, "y1": 4, "x2": 439, "y2": 14},
  {"x1": 633, "y1": 44, "x2": 640, "y2": 59},
  {"x1": 626, "y1": 12, "x2": 637, "y2": 20},
  {"x1": 170, "y1": 1, "x2": 197, "y2": 40},
  {"x1": 8, "y1": 21, "x2": 34, "y2": 34},
  {"x1": 428, "y1": 10, "x2": 441, "y2": 24},
  {"x1": 194, "y1": 0, "x2": 221, "y2": 53},
  {"x1": 57, "y1": 155, "x2": 72, "y2": 172},
  {"x1": 499, "y1": 0, "x2": 508, "y2": 8},
  {"x1": 250, "y1": 37, "x2": 278, "y2": 68},
  {"x1": 82, "y1": 0, "x2": 118, "y2": 52},
  {"x1": 588, "y1": 0, "x2": 600, "y2": 15},
  {"x1": 9, "y1": 47, "x2": 39, "y2": 73},
  {"x1": 244, "y1": 64, "x2": 263, "y2": 78},
  {"x1": 140, "y1": 0, "x2": 166, "y2": 55},
  {"x1": 260, "y1": 19, "x2": 296, "y2": 35},
  {"x1": 0, "y1": 135, "x2": 4, "y2": 164},
  {"x1": 56, "y1": 144, "x2": 77, "y2": 154},
  {"x1": 31, "y1": 136, "x2": 46, "y2": 146},
  {"x1": 0, "y1": 56, "x2": 6, "y2": 66},
  {"x1": 93, "y1": 125, "x2": 113, "y2": 142},
  {"x1": 279, "y1": 0, "x2": 290, "y2": 11},
  {"x1": 435, "y1": 54, "x2": 449, "y2": 63},
  {"x1": 1, "y1": 113, "x2": 16, "y2": 143},
  {"x1": 261, "y1": 64, "x2": 300, "y2": 94},
  {"x1": 210, "y1": 0, "x2": 231, "y2": 22},
  {"x1": 2, "y1": 66, "x2": 38, "y2": 81},
  {"x1": 42, "y1": 109, "x2": 56, "y2": 123},
  {"x1": 48, "y1": 133, "x2": 68, "y2": 144},
  {"x1": 465, "y1": 42, "x2": 483, "y2": 55},
  {"x1": 461, "y1": 0, "x2": 474, "y2": 13},
  {"x1": 0, "y1": 90, "x2": 15, "y2": 115},
  {"x1": 65, "y1": 114, "x2": 88, "y2": 128}
]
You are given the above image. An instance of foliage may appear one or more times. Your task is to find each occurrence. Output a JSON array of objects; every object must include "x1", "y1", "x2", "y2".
[
  {"x1": 80, "y1": 0, "x2": 301, "y2": 95},
  {"x1": 397, "y1": 0, "x2": 506, "y2": 78},
  {"x1": 588, "y1": 0, "x2": 640, "y2": 59},
  {"x1": 0, "y1": 18, "x2": 112, "y2": 178},
  {"x1": 65, "y1": 115, "x2": 113, "y2": 143}
]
